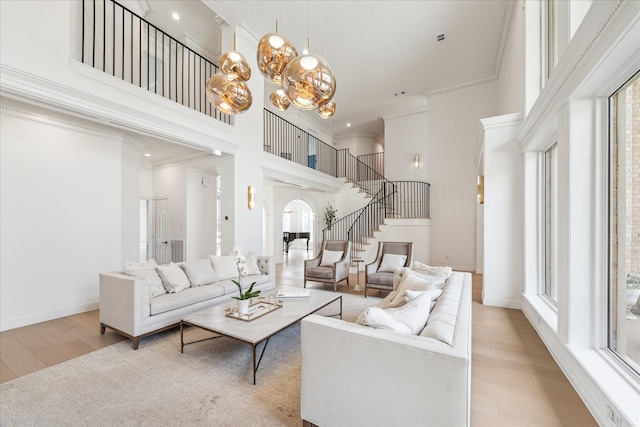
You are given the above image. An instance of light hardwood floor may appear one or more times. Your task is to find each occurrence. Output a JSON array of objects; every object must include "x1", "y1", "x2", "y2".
[{"x1": 0, "y1": 249, "x2": 598, "y2": 426}]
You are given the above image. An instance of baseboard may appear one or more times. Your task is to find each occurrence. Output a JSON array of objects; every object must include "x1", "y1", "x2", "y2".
[
  {"x1": 481, "y1": 296, "x2": 521, "y2": 309},
  {"x1": 521, "y1": 297, "x2": 637, "y2": 427},
  {"x1": 0, "y1": 300, "x2": 99, "y2": 332}
]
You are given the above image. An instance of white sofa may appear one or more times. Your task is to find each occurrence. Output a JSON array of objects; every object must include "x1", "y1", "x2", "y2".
[
  {"x1": 301, "y1": 271, "x2": 472, "y2": 427},
  {"x1": 99, "y1": 256, "x2": 275, "y2": 349}
]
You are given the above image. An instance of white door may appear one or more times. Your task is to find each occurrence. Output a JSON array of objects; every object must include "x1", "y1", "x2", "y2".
[{"x1": 153, "y1": 197, "x2": 171, "y2": 265}]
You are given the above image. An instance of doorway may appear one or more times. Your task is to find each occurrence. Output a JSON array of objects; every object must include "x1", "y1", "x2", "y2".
[{"x1": 282, "y1": 199, "x2": 314, "y2": 254}]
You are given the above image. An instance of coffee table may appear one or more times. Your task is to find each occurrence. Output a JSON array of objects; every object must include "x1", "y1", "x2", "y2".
[{"x1": 180, "y1": 287, "x2": 342, "y2": 384}]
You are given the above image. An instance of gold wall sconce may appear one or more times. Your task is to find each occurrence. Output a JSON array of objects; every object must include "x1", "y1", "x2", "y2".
[
  {"x1": 248, "y1": 186, "x2": 255, "y2": 209},
  {"x1": 414, "y1": 154, "x2": 420, "y2": 169},
  {"x1": 477, "y1": 176, "x2": 484, "y2": 204}
]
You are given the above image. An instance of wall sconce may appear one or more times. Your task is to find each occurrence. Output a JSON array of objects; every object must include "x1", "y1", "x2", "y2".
[
  {"x1": 477, "y1": 176, "x2": 484, "y2": 204},
  {"x1": 248, "y1": 186, "x2": 255, "y2": 209},
  {"x1": 414, "y1": 154, "x2": 420, "y2": 169}
]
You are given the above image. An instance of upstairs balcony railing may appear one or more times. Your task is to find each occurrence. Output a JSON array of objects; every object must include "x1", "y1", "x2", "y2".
[
  {"x1": 264, "y1": 110, "x2": 430, "y2": 258},
  {"x1": 81, "y1": 0, "x2": 231, "y2": 124}
]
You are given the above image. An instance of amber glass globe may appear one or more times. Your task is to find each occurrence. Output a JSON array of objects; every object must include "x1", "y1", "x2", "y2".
[
  {"x1": 318, "y1": 99, "x2": 336, "y2": 118},
  {"x1": 270, "y1": 88, "x2": 291, "y2": 111},
  {"x1": 206, "y1": 73, "x2": 252, "y2": 115},
  {"x1": 257, "y1": 33, "x2": 298, "y2": 84},
  {"x1": 281, "y1": 54, "x2": 336, "y2": 110},
  {"x1": 219, "y1": 51, "x2": 251, "y2": 81}
]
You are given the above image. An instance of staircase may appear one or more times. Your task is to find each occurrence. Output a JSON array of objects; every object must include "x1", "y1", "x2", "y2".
[{"x1": 325, "y1": 153, "x2": 430, "y2": 263}]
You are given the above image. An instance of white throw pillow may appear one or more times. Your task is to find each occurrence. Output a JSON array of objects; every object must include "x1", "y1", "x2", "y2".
[
  {"x1": 356, "y1": 307, "x2": 412, "y2": 335},
  {"x1": 125, "y1": 259, "x2": 166, "y2": 298},
  {"x1": 180, "y1": 259, "x2": 217, "y2": 286},
  {"x1": 245, "y1": 252, "x2": 262, "y2": 275},
  {"x1": 320, "y1": 250, "x2": 343, "y2": 266},
  {"x1": 404, "y1": 289, "x2": 442, "y2": 310},
  {"x1": 209, "y1": 255, "x2": 239, "y2": 280},
  {"x1": 388, "y1": 268, "x2": 444, "y2": 307},
  {"x1": 411, "y1": 261, "x2": 453, "y2": 280},
  {"x1": 156, "y1": 263, "x2": 191, "y2": 293},
  {"x1": 357, "y1": 292, "x2": 432, "y2": 335},
  {"x1": 378, "y1": 253, "x2": 407, "y2": 273}
]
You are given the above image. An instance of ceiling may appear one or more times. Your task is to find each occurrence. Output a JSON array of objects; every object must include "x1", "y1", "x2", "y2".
[{"x1": 127, "y1": 0, "x2": 511, "y2": 159}]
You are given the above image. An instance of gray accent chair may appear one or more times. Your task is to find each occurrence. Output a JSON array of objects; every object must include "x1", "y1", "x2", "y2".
[
  {"x1": 304, "y1": 240, "x2": 351, "y2": 292},
  {"x1": 365, "y1": 241, "x2": 413, "y2": 297}
]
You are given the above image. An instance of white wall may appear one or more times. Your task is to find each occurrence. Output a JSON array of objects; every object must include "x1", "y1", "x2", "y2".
[
  {"x1": 480, "y1": 114, "x2": 524, "y2": 308},
  {"x1": 186, "y1": 169, "x2": 217, "y2": 259},
  {"x1": 0, "y1": 107, "x2": 126, "y2": 330},
  {"x1": 383, "y1": 111, "x2": 428, "y2": 182},
  {"x1": 496, "y1": 0, "x2": 525, "y2": 116},
  {"x1": 426, "y1": 81, "x2": 497, "y2": 271},
  {"x1": 153, "y1": 164, "x2": 187, "y2": 244}
]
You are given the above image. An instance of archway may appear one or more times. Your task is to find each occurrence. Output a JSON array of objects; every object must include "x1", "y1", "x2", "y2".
[{"x1": 282, "y1": 199, "x2": 314, "y2": 255}]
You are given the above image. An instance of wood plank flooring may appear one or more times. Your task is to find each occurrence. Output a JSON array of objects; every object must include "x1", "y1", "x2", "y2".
[{"x1": 0, "y1": 249, "x2": 598, "y2": 425}]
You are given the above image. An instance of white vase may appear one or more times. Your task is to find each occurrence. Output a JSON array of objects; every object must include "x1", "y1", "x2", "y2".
[{"x1": 237, "y1": 299, "x2": 250, "y2": 316}]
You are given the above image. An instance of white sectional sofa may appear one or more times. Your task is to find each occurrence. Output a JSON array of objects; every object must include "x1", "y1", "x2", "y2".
[
  {"x1": 301, "y1": 271, "x2": 472, "y2": 427},
  {"x1": 99, "y1": 255, "x2": 275, "y2": 349}
]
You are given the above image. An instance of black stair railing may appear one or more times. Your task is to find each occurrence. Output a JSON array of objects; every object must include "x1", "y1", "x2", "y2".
[{"x1": 81, "y1": 0, "x2": 231, "y2": 124}]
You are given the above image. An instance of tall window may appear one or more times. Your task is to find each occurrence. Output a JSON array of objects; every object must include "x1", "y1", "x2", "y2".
[
  {"x1": 544, "y1": 143, "x2": 559, "y2": 302},
  {"x1": 608, "y1": 71, "x2": 640, "y2": 374},
  {"x1": 545, "y1": 0, "x2": 559, "y2": 79}
]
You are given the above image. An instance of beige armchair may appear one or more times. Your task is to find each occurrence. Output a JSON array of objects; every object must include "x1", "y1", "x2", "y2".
[
  {"x1": 304, "y1": 240, "x2": 351, "y2": 292},
  {"x1": 365, "y1": 241, "x2": 413, "y2": 297}
]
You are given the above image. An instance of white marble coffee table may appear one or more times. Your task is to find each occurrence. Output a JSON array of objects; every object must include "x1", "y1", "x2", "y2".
[{"x1": 180, "y1": 287, "x2": 342, "y2": 384}]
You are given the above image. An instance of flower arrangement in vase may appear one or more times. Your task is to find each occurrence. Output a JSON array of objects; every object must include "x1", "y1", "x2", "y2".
[
  {"x1": 324, "y1": 203, "x2": 337, "y2": 230},
  {"x1": 231, "y1": 247, "x2": 260, "y2": 315}
]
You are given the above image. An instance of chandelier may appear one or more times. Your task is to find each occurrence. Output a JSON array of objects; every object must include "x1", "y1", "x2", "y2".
[
  {"x1": 257, "y1": 26, "x2": 337, "y2": 119},
  {"x1": 206, "y1": 34, "x2": 253, "y2": 115}
]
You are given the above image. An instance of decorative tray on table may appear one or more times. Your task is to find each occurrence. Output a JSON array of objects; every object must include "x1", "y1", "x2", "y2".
[{"x1": 225, "y1": 295, "x2": 283, "y2": 322}]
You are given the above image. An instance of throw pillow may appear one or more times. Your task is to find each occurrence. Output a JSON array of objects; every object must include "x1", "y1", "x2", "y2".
[
  {"x1": 125, "y1": 259, "x2": 166, "y2": 298},
  {"x1": 156, "y1": 262, "x2": 191, "y2": 293},
  {"x1": 378, "y1": 253, "x2": 407, "y2": 273},
  {"x1": 357, "y1": 292, "x2": 432, "y2": 335},
  {"x1": 392, "y1": 267, "x2": 446, "y2": 291},
  {"x1": 320, "y1": 250, "x2": 343, "y2": 266},
  {"x1": 245, "y1": 252, "x2": 262, "y2": 275},
  {"x1": 411, "y1": 261, "x2": 452, "y2": 280},
  {"x1": 180, "y1": 259, "x2": 217, "y2": 286},
  {"x1": 404, "y1": 289, "x2": 442, "y2": 310},
  {"x1": 388, "y1": 268, "x2": 444, "y2": 307},
  {"x1": 356, "y1": 307, "x2": 413, "y2": 335},
  {"x1": 209, "y1": 255, "x2": 239, "y2": 280}
]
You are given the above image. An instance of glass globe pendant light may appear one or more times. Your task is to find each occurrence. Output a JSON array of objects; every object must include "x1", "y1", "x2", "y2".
[
  {"x1": 219, "y1": 34, "x2": 251, "y2": 81},
  {"x1": 318, "y1": 99, "x2": 336, "y2": 119},
  {"x1": 270, "y1": 87, "x2": 291, "y2": 111},
  {"x1": 206, "y1": 73, "x2": 252, "y2": 115},
  {"x1": 281, "y1": 53, "x2": 336, "y2": 110},
  {"x1": 219, "y1": 51, "x2": 251, "y2": 81},
  {"x1": 257, "y1": 30, "x2": 298, "y2": 85}
]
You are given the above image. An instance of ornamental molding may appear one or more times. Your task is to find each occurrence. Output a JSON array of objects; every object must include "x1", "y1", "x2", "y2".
[
  {"x1": 517, "y1": 0, "x2": 634, "y2": 151},
  {"x1": 0, "y1": 64, "x2": 239, "y2": 155},
  {"x1": 479, "y1": 112, "x2": 524, "y2": 131}
]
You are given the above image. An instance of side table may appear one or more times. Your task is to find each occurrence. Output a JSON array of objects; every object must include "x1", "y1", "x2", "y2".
[{"x1": 352, "y1": 258, "x2": 364, "y2": 292}]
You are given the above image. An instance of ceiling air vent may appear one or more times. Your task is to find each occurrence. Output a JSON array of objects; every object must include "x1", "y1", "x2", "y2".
[{"x1": 437, "y1": 34, "x2": 445, "y2": 42}]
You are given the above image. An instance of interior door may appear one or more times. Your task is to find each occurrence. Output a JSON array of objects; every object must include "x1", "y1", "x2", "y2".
[{"x1": 153, "y1": 197, "x2": 171, "y2": 265}]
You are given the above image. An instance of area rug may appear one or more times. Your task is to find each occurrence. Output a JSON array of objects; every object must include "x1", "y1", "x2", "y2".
[{"x1": 0, "y1": 293, "x2": 380, "y2": 427}]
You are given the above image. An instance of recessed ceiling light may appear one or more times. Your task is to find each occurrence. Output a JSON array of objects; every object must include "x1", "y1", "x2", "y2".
[
  {"x1": 346, "y1": 123, "x2": 351, "y2": 127},
  {"x1": 144, "y1": 153, "x2": 152, "y2": 157},
  {"x1": 171, "y1": 12, "x2": 180, "y2": 21}
]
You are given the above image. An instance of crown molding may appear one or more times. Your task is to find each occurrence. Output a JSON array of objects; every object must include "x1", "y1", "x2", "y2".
[
  {"x1": 0, "y1": 97, "x2": 123, "y2": 142},
  {"x1": 516, "y1": 0, "x2": 637, "y2": 151},
  {"x1": 479, "y1": 112, "x2": 524, "y2": 131},
  {"x1": 0, "y1": 63, "x2": 239, "y2": 156}
]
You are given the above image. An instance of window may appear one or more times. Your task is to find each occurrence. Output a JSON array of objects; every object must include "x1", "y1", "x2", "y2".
[
  {"x1": 545, "y1": 0, "x2": 559, "y2": 79},
  {"x1": 608, "y1": 71, "x2": 640, "y2": 374},
  {"x1": 544, "y1": 143, "x2": 559, "y2": 302}
]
